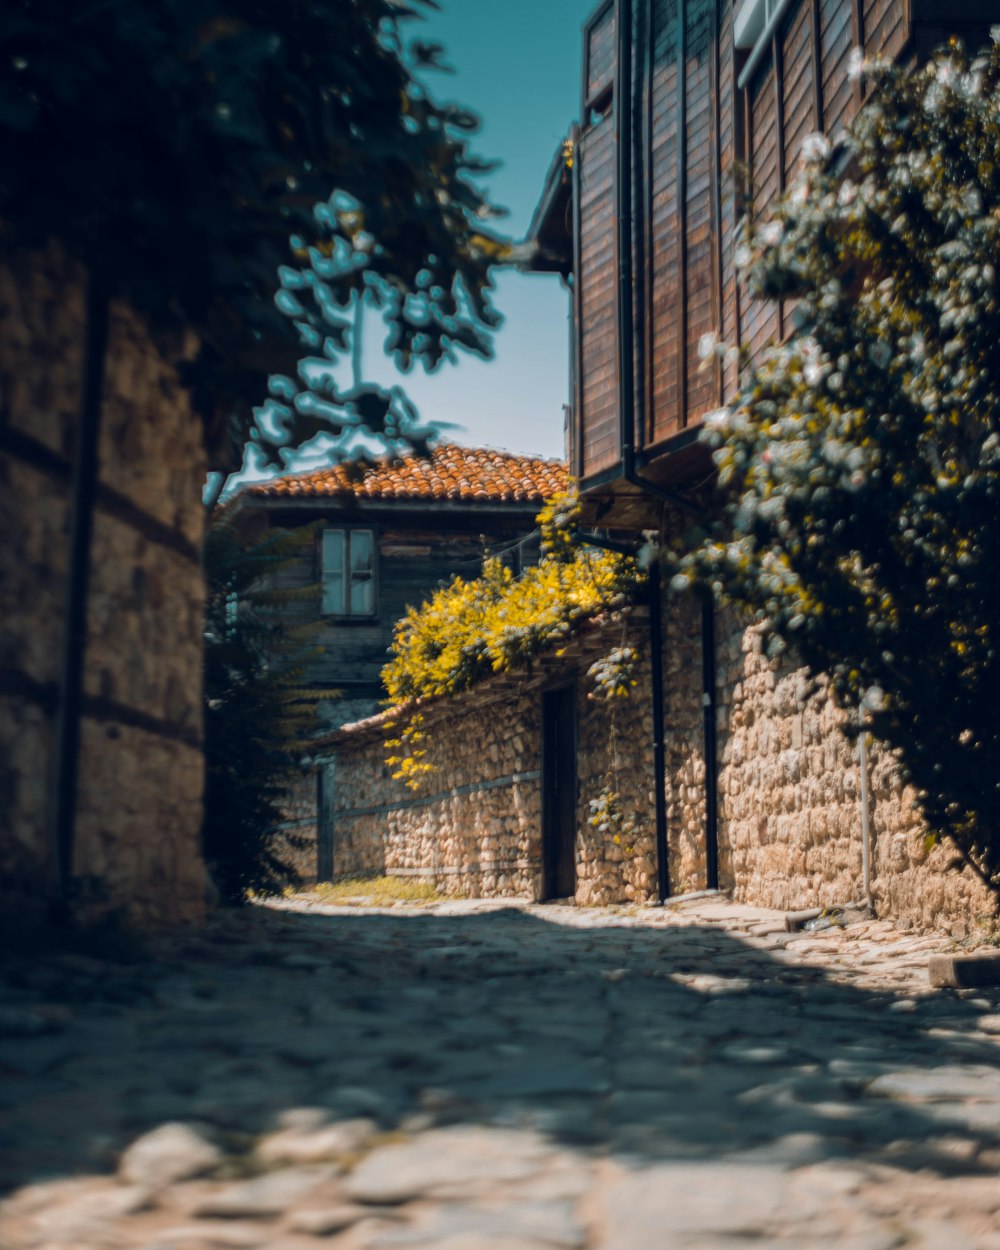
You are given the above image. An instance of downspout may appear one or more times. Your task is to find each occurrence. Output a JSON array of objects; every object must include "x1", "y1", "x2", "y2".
[
  {"x1": 702, "y1": 595, "x2": 719, "y2": 890},
  {"x1": 614, "y1": 0, "x2": 713, "y2": 899},
  {"x1": 858, "y1": 705, "x2": 873, "y2": 907},
  {"x1": 50, "y1": 274, "x2": 110, "y2": 919},
  {"x1": 648, "y1": 553, "x2": 670, "y2": 901},
  {"x1": 616, "y1": 0, "x2": 701, "y2": 521}
]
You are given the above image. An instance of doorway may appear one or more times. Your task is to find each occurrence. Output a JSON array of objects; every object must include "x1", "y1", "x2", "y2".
[
  {"x1": 316, "y1": 760, "x2": 334, "y2": 882},
  {"x1": 541, "y1": 683, "x2": 578, "y2": 900}
]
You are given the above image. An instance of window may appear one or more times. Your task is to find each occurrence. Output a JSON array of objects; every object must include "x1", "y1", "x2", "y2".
[
  {"x1": 734, "y1": 0, "x2": 793, "y2": 61},
  {"x1": 321, "y1": 528, "x2": 375, "y2": 617}
]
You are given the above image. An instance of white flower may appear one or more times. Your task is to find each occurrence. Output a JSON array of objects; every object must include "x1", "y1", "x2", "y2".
[
  {"x1": 704, "y1": 407, "x2": 732, "y2": 432},
  {"x1": 734, "y1": 244, "x2": 753, "y2": 269},
  {"x1": 801, "y1": 133, "x2": 831, "y2": 164},
  {"x1": 869, "y1": 341, "x2": 892, "y2": 369},
  {"x1": 698, "y1": 330, "x2": 719, "y2": 360},
  {"x1": 862, "y1": 686, "x2": 886, "y2": 712},
  {"x1": 760, "y1": 221, "x2": 784, "y2": 247},
  {"x1": 961, "y1": 185, "x2": 983, "y2": 217},
  {"x1": 847, "y1": 46, "x2": 866, "y2": 81},
  {"x1": 804, "y1": 360, "x2": 825, "y2": 386}
]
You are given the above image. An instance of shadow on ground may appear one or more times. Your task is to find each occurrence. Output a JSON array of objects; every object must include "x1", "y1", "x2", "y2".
[{"x1": 1, "y1": 902, "x2": 999, "y2": 1192}]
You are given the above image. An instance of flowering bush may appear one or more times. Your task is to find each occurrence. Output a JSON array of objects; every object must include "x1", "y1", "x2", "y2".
[
  {"x1": 382, "y1": 490, "x2": 642, "y2": 786},
  {"x1": 679, "y1": 36, "x2": 1000, "y2": 901}
]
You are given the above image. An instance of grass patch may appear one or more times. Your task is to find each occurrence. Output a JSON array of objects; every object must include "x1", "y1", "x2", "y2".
[{"x1": 303, "y1": 875, "x2": 453, "y2": 907}]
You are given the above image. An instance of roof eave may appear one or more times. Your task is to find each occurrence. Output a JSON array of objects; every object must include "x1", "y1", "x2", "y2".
[{"x1": 523, "y1": 131, "x2": 576, "y2": 276}]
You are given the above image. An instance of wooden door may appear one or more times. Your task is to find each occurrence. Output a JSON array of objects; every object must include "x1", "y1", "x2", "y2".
[{"x1": 542, "y1": 684, "x2": 578, "y2": 900}]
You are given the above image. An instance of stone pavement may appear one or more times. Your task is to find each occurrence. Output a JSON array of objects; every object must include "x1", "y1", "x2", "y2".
[{"x1": 2, "y1": 894, "x2": 1000, "y2": 1249}]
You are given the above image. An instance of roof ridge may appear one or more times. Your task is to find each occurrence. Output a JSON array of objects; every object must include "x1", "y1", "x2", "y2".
[{"x1": 239, "y1": 441, "x2": 569, "y2": 503}]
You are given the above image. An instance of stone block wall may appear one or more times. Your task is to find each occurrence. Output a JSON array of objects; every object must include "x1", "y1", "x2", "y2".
[
  {"x1": 0, "y1": 245, "x2": 208, "y2": 927},
  {"x1": 318, "y1": 588, "x2": 995, "y2": 934},
  {"x1": 274, "y1": 765, "x2": 322, "y2": 884},
  {"x1": 332, "y1": 684, "x2": 544, "y2": 896},
  {"x1": 711, "y1": 605, "x2": 995, "y2": 936},
  {"x1": 575, "y1": 627, "x2": 657, "y2": 906}
]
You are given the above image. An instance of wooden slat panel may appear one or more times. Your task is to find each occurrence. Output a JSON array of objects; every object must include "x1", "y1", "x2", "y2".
[
  {"x1": 864, "y1": 0, "x2": 907, "y2": 61},
  {"x1": 781, "y1": 0, "x2": 815, "y2": 177},
  {"x1": 685, "y1": 0, "x2": 716, "y2": 423},
  {"x1": 649, "y1": 0, "x2": 681, "y2": 443},
  {"x1": 821, "y1": 0, "x2": 855, "y2": 135},
  {"x1": 750, "y1": 59, "x2": 778, "y2": 215},
  {"x1": 587, "y1": 3, "x2": 616, "y2": 101},
  {"x1": 578, "y1": 111, "x2": 619, "y2": 477},
  {"x1": 718, "y1": 3, "x2": 740, "y2": 399}
]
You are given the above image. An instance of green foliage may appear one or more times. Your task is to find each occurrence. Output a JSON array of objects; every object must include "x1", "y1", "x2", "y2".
[
  {"x1": 0, "y1": 0, "x2": 503, "y2": 467},
  {"x1": 679, "y1": 37, "x2": 1000, "y2": 900},
  {"x1": 383, "y1": 490, "x2": 643, "y2": 786},
  {"x1": 586, "y1": 642, "x2": 641, "y2": 857},
  {"x1": 203, "y1": 517, "x2": 324, "y2": 903}
]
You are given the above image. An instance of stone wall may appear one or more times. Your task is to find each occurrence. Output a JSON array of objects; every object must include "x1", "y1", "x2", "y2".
[
  {"x1": 272, "y1": 765, "x2": 322, "y2": 884},
  {"x1": 324, "y1": 618, "x2": 661, "y2": 904},
  {"x1": 317, "y1": 587, "x2": 995, "y2": 934},
  {"x1": 332, "y1": 683, "x2": 544, "y2": 896},
  {"x1": 0, "y1": 245, "x2": 208, "y2": 927},
  {"x1": 713, "y1": 605, "x2": 995, "y2": 936}
]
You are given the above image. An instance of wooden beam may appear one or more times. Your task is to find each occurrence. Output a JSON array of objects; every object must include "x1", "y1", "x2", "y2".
[
  {"x1": 811, "y1": 0, "x2": 824, "y2": 132},
  {"x1": 675, "y1": 1, "x2": 688, "y2": 431},
  {"x1": 710, "y1": 0, "x2": 724, "y2": 407},
  {"x1": 643, "y1": 0, "x2": 655, "y2": 448},
  {"x1": 773, "y1": 31, "x2": 785, "y2": 341},
  {"x1": 851, "y1": 0, "x2": 865, "y2": 110}
]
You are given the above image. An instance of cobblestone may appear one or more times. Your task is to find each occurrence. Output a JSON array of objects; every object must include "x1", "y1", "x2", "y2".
[{"x1": 1, "y1": 896, "x2": 999, "y2": 1248}]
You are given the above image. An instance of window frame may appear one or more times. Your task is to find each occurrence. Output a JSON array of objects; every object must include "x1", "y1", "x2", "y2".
[
  {"x1": 319, "y1": 526, "x2": 377, "y2": 620},
  {"x1": 734, "y1": 0, "x2": 796, "y2": 88}
]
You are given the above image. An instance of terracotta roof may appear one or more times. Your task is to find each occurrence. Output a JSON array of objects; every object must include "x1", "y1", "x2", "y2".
[{"x1": 242, "y1": 444, "x2": 568, "y2": 505}]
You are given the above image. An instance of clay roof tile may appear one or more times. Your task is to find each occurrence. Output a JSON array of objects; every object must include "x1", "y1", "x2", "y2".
[{"x1": 241, "y1": 443, "x2": 569, "y2": 506}]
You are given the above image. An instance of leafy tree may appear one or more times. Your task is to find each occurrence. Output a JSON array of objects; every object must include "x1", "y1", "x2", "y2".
[
  {"x1": 0, "y1": 0, "x2": 503, "y2": 470},
  {"x1": 679, "y1": 38, "x2": 1000, "y2": 901},
  {"x1": 202, "y1": 517, "x2": 324, "y2": 903}
]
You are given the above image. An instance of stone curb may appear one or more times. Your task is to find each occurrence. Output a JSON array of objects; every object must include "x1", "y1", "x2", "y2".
[{"x1": 928, "y1": 951, "x2": 1000, "y2": 988}]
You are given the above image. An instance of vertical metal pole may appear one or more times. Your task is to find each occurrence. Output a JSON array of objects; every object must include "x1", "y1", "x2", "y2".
[
  {"x1": 317, "y1": 759, "x2": 335, "y2": 883},
  {"x1": 648, "y1": 554, "x2": 670, "y2": 902},
  {"x1": 858, "y1": 708, "x2": 873, "y2": 907},
  {"x1": 617, "y1": 0, "x2": 636, "y2": 479},
  {"x1": 50, "y1": 275, "x2": 109, "y2": 919},
  {"x1": 702, "y1": 595, "x2": 719, "y2": 891}
]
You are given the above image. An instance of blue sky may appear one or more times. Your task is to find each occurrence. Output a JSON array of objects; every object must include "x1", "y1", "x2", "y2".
[
  {"x1": 360, "y1": 0, "x2": 590, "y2": 462},
  {"x1": 234, "y1": 0, "x2": 590, "y2": 490}
]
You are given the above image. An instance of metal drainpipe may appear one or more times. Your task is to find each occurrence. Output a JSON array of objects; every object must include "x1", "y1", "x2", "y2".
[
  {"x1": 647, "y1": 553, "x2": 671, "y2": 902},
  {"x1": 616, "y1": 0, "x2": 701, "y2": 521},
  {"x1": 858, "y1": 705, "x2": 873, "y2": 907},
  {"x1": 50, "y1": 274, "x2": 110, "y2": 919},
  {"x1": 702, "y1": 595, "x2": 719, "y2": 890},
  {"x1": 614, "y1": 0, "x2": 711, "y2": 899}
]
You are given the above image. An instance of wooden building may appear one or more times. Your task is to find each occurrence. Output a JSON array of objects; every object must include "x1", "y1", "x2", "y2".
[
  {"x1": 517, "y1": 0, "x2": 997, "y2": 923},
  {"x1": 530, "y1": 0, "x2": 994, "y2": 525},
  {"x1": 231, "y1": 444, "x2": 568, "y2": 728}
]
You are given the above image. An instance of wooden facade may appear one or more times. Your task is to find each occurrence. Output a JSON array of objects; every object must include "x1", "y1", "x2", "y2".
[
  {"x1": 561, "y1": 0, "x2": 995, "y2": 504},
  {"x1": 233, "y1": 498, "x2": 551, "y2": 725}
]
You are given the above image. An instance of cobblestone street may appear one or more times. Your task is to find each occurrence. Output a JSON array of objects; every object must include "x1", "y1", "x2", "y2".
[{"x1": 2, "y1": 895, "x2": 1000, "y2": 1249}]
